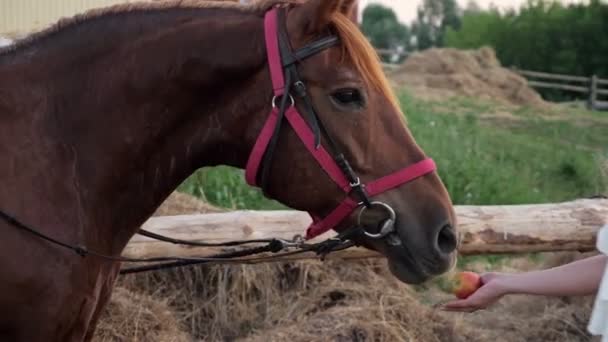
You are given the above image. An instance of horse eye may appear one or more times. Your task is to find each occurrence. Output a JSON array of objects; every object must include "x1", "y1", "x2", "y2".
[{"x1": 331, "y1": 89, "x2": 364, "y2": 108}]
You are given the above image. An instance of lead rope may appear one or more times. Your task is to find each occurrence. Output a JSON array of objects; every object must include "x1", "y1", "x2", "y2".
[
  {"x1": 0, "y1": 208, "x2": 360, "y2": 275},
  {"x1": 121, "y1": 226, "x2": 360, "y2": 275}
]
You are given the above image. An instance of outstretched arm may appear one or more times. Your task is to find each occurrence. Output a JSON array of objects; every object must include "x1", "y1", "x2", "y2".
[{"x1": 442, "y1": 254, "x2": 607, "y2": 312}]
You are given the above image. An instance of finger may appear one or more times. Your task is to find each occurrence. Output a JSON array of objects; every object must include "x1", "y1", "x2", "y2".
[
  {"x1": 441, "y1": 300, "x2": 482, "y2": 312},
  {"x1": 442, "y1": 300, "x2": 472, "y2": 309},
  {"x1": 441, "y1": 305, "x2": 479, "y2": 313}
]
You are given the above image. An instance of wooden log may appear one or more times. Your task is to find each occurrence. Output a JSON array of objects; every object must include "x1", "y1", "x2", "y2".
[{"x1": 122, "y1": 199, "x2": 608, "y2": 263}]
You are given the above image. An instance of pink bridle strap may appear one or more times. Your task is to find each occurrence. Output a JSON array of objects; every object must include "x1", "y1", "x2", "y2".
[
  {"x1": 245, "y1": 8, "x2": 438, "y2": 240},
  {"x1": 305, "y1": 158, "x2": 436, "y2": 239},
  {"x1": 246, "y1": 8, "x2": 351, "y2": 191},
  {"x1": 244, "y1": 8, "x2": 284, "y2": 185}
]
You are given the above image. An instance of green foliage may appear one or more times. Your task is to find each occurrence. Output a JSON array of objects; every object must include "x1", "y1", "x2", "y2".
[
  {"x1": 444, "y1": 10, "x2": 505, "y2": 50},
  {"x1": 400, "y1": 91, "x2": 607, "y2": 205},
  {"x1": 444, "y1": 0, "x2": 608, "y2": 97},
  {"x1": 361, "y1": 4, "x2": 410, "y2": 61},
  {"x1": 178, "y1": 166, "x2": 285, "y2": 210},
  {"x1": 412, "y1": 0, "x2": 462, "y2": 49}
]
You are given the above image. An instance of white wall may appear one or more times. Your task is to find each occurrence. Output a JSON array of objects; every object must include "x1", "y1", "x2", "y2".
[{"x1": 0, "y1": 0, "x2": 140, "y2": 35}]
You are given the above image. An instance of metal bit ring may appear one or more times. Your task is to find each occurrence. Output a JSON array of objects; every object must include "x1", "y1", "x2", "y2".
[{"x1": 356, "y1": 201, "x2": 396, "y2": 239}]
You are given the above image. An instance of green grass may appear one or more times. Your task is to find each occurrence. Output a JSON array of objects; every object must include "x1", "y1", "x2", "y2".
[
  {"x1": 178, "y1": 89, "x2": 607, "y2": 209},
  {"x1": 400, "y1": 91, "x2": 607, "y2": 205},
  {"x1": 177, "y1": 166, "x2": 284, "y2": 210}
]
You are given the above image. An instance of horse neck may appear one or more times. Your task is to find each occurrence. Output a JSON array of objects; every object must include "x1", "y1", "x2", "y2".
[{"x1": 0, "y1": 8, "x2": 270, "y2": 253}]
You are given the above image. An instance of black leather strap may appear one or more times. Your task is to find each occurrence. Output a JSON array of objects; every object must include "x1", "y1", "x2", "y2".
[{"x1": 282, "y1": 36, "x2": 340, "y2": 67}]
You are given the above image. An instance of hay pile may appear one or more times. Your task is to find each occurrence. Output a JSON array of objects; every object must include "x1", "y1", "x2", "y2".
[
  {"x1": 391, "y1": 47, "x2": 549, "y2": 108},
  {"x1": 94, "y1": 192, "x2": 596, "y2": 342},
  {"x1": 95, "y1": 287, "x2": 190, "y2": 342}
]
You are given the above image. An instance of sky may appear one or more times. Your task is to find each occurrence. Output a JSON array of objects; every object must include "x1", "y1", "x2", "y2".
[{"x1": 358, "y1": 0, "x2": 586, "y2": 24}]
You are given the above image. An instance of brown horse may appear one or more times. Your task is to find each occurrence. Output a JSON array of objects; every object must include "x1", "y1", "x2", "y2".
[{"x1": 0, "y1": 0, "x2": 457, "y2": 340}]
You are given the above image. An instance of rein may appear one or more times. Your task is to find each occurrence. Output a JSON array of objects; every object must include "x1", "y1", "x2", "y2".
[
  {"x1": 0, "y1": 208, "x2": 358, "y2": 275},
  {"x1": 0, "y1": 7, "x2": 438, "y2": 275}
]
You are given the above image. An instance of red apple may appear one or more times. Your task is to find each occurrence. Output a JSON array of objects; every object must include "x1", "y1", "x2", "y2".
[{"x1": 449, "y1": 271, "x2": 482, "y2": 299}]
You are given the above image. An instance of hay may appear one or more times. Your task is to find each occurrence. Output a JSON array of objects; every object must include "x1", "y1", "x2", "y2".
[
  {"x1": 95, "y1": 287, "x2": 190, "y2": 342},
  {"x1": 94, "y1": 193, "x2": 597, "y2": 341},
  {"x1": 391, "y1": 47, "x2": 550, "y2": 108}
]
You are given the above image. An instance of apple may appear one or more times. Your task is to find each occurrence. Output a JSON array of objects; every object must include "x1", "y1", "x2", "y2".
[{"x1": 448, "y1": 271, "x2": 482, "y2": 299}]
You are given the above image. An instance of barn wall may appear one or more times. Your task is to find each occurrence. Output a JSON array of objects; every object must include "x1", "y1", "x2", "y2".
[
  {"x1": 0, "y1": 0, "x2": 139, "y2": 35},
  {"x1": 0, "y1": 0, "x2": 358, "y2": 37}
]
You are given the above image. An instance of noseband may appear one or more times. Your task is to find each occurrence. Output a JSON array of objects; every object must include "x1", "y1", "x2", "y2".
[{"x1": 245, "y1": 8, "x2": 437, "y2": 240}]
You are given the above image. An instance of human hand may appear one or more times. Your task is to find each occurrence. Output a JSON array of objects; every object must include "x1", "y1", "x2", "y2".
[{"x1": 441, "y1": 272, "x2": 511, "y2": 313}]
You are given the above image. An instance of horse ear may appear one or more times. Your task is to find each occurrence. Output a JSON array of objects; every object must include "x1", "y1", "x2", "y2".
[{"x1": 289, "y1": 0, "x2": 346, "y2": 35}]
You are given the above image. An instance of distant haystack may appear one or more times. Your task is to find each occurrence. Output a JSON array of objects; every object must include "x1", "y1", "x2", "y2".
[{"x1": 391, "y1": 47, "x2": 549, "y2": 108}]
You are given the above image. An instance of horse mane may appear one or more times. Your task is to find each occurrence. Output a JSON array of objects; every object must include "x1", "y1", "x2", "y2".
[{"x1": 1, "y1": 0, "x2": 400, "y2": 114}]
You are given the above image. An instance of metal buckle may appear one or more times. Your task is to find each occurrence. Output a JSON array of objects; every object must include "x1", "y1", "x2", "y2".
[
  {"x1": 356, "y1": 201, "x2": 396, "y2": 239},
  {"x1": 275, "y1": 235, "x2": 305, "y2": 248},
  {"x1": 293, "y1": 81, "x2": 307, "y2": 97},
  {"x1": 349, "y1": 177, "x2": 361, "y2": 188},
  {"x1": 271, "y1": 94, "x2": 295, "y2": 108}
]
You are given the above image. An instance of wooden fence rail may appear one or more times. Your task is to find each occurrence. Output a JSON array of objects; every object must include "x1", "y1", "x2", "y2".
[
  {"x1": 526, "y1": 81, "x2": 588, "y2": 93},
  {"x1": 122, "y1": 199, "x2": 608, "y2": 265},
  {"x1": 516, "y1": 69, "x2": 590, "y2": 83},
  {"x1": 513, "y1": 68, "x2": 608, "y2": 111},
  {"x1": 376, "y1": 48, "x2": 410, "y2": 58}
]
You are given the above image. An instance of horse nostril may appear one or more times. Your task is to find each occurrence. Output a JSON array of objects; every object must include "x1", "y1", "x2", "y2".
[{"x1": 436, "y1": 224, "x2": 457, "y2": 255}]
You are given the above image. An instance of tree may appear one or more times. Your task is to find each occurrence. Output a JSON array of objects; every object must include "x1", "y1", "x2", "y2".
[
  {"x1": 412, "y1": 0, "x2": 462, "y2": 49},
  {"x1": 444, "y1": 0, "x2": 608, "y2": 101},
  {"x1": 361, "y1": 4, "x2": 410, "y2": 59},
  {"x1": 464, "y1": 0, "x2": 482, "y2": 14}
]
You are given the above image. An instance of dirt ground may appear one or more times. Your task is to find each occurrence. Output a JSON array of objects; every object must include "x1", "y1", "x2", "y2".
[{"x1": 94, "y1": 192, "x2": 598, "y2": 342}]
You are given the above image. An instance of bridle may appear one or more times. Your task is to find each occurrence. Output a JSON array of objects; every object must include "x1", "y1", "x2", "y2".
[
  {"x1": 0, "y1": 6, "x2": 438, "y2": 274},
  {"x1": 246, "y1": 7, "x2": 437, "y2": 241}
]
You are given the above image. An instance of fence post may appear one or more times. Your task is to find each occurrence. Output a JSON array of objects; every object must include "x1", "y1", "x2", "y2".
[{"x1": 588, "y1": 74, "x2": 598, "y2": 110}]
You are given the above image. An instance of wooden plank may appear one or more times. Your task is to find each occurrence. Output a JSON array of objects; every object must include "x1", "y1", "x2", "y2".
[
  {"x1": 382, "y1": 63, "x2": 400, "y2": 70},
  {"x1": 122, "y1": 199, "x2": 608, "y2": 264},
  {"x1": 596, "y1": 87, "x2": 608, "y2": 96},
  {"x1": 589, "y1": 75, "x2": 598, "y2": 109},
  {"x1": 597, "y1": 78, "x2": 608, "y2": 86},
  {"x1": 515, "y1": 69, "x2": 590, "y2": 83},
  {"x1": 528, "y1": 80, "x2": 589, "y2": 93},
  {"x1": 375, "y1": 48, "x2": 409, "y2": 57},
  {"x1": 594, "y1": 101, "x2": 608, "y2": 110}
]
